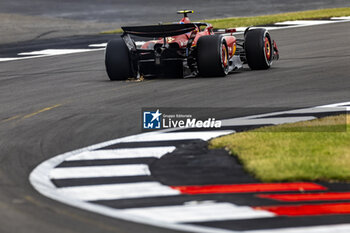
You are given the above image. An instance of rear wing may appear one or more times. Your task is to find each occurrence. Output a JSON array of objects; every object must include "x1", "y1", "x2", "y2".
[{"x1": 122, "y1": 23, "x2": 197, "y2": 37}]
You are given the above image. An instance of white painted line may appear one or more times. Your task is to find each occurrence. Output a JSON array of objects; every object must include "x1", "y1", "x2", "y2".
[
  {"x1": 57, "y1": 182, "x2": 180, "y2": 201},
  {"x1": 66, "y1": 146, "x2": 176, "y2": 161},
  {"x1": 89, "y1": 43, "x2": 107, "y2": 47},
  {"x1": 0, "y1": 56, "x2": 50, "y2": 62},
  {"x1": 0, "y1": 48, "x2": 104, "y2": 62},
  {"x1": 0, "y1": 57, "x2": 29, "y2": 62},
  {"x1": 284, "y1": 107, "x2": 346, "y2": 114},
  {"x1": 18, "y1": 49, "x2": 95, "y2": 56},
  {"x1": 234, "y1": 18, "x2": 350, "y2": 35},
  {"x1": 331, "y1": 16, "x2": 350, "y2": 20},
  {"x1": 120, "y1": 131, "x2": 234, "y2": 142},
  {"x1": 234, "y1": 26, "x2": 281, "y2": 32},
  {"x1": 50, "y1": 164, "x2": 150, "y2": 179},
  {"x1": 275, "y1": 20, "x2": 334, "y2": 26},
  {"x1": 121, "y1": 202, "x2": 275, "y2": 223},
  {"x1": 221, "y1": 116, "x2": 316, "y2": 127},
  {"x1": 260, "y1": 26, "x2": 283, "y2": 30},
  {"x1": 317, "y1": 101, "x2": 350, "y2": 108},
  {"x1": 89, "y1": 42, "x2": 145, "y2": 48},
  {"x1": 246, "y1": 224, "x2": 350, "y2": 233},
  {"x1": 237, "y1": 107, "x2": 346, "y2": 121}
]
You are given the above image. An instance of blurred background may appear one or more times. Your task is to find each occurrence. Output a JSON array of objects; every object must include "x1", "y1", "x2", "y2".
[{"x1": 1, "y1": 0, "x2": 350, "y2": 44}]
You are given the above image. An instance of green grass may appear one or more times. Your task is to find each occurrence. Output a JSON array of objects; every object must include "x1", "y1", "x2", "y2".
[
  {"x1": 205, "y1": 7, "x2": 350, "y2": 29},
  {"x1": 101, "y1": 7, "x2": 350, "y2": 34},
  {"x1": 210, "y1": 114, "x2": 350, "y2": 182}
]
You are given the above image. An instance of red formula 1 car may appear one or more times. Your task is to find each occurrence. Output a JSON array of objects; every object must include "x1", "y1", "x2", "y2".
[{"x1": 105, "y1": 10, "x2": 279, "y2": 80}]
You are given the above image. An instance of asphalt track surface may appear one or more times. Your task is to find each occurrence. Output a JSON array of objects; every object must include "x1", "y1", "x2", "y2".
[
  {"x1": 1, "y1": 0, "x2": 350, "y2": 23},
  {"x1": 0, "y1": 21, "x2": 349, "y2": 233},
  {"x1": 1, "y1": 0, "x2": 350, "y2": 45}
]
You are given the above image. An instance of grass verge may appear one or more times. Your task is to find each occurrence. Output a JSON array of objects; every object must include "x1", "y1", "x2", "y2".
[
  {"x1": 102, "y1": 7, "x2": 350, "y2": 34},
  {"x1": 206, "y1": 7, "x2": 350, "y2": 29},
  {"x1": 210, "y1": 114, "x2": 350, "y2": 182}
]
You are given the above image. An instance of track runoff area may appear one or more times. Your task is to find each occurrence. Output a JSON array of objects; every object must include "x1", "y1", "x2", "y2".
[
  {"x1": 30, "y1": 101, "x2": 350, "y2": 233},
  {"x1": 0, "y1": 17, "x2": 350, "y2": 63}
]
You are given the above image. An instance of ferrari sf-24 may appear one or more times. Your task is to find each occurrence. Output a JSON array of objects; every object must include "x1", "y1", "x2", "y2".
[{"x1": 105, "y1": 10, "x2": 279, "y2": 80}]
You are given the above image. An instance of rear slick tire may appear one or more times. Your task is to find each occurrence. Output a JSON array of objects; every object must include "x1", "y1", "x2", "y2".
[
  {"x1": 197, "y1": 35, "x2": 229, "y2": 77},
  {"x1": 105, "y1": 38, "x2": 132, "y2": 81}
]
